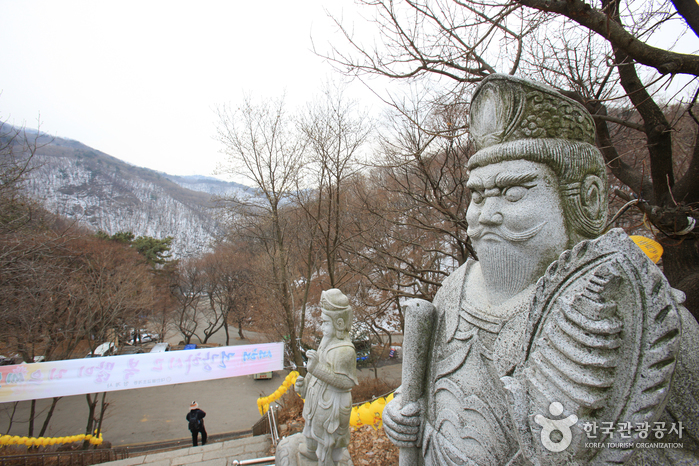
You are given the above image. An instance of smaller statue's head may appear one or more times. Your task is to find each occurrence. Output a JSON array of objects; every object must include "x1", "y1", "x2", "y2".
[
  {"x1": 467, "y1": 74, "x2": 608, "y2": 248},
  {"x1": 320, "y1": 288, "x2": 353, "y2": 340}
]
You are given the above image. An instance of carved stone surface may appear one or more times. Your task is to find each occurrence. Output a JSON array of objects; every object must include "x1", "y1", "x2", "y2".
[
  {"x1": 276, "y1": 433, "x2": 353, "y2": 466},
  {"x1": 382, "y1": 74, "x2": 699, "y2": 465},
  {"x1": 276, "y1": 289, "x2": 358, "y2": 466}
]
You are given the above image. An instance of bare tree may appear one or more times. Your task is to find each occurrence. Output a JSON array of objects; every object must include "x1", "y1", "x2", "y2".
[
  {"x1": 169, "y1": 258, "x2": 206, "y2": 345},
  {"x1": 200, "y1": 243, "x2": 256, "y2": 344},
  {"x1": 324, "y1": 0, "x2": 699, "y2": 321},
  {"x1": 298, "y1": 82, "x2": 372, "y2": 288},
  {"x1": 337, "y1": 91, "x2": 473, "y2": 306},
  {"x1": 216, "y1": 95, "x2": 307, "y2": 370}
]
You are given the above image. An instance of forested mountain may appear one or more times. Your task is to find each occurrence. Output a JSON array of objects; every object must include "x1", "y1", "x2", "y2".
[
  {"x1": 19, "y1": 130, "x2": 244, "y2": 257},
  {"x1": 162, "y1": 173, "x2": 250, "y2": 197}
]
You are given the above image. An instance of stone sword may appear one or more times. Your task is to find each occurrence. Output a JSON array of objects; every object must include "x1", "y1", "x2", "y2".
[{"x1": 399, "y1": 298, "x2": 436, "y2": 466}]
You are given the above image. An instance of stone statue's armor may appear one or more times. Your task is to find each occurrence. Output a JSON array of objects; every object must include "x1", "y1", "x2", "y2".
[
  {"x1": 302, "y1": 339, "x2": 358, "y2": 452},
  {"x1": 413, "y1": 229, "x2": 699, "y2": 465},
  {"x1": 422, "y1": 259, "x2": 529, "y2": 465}
]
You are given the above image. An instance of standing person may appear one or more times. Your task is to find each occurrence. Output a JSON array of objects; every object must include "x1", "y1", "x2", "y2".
[{"x1": 186, "y1": 401, "x2": 207, "y2": 446}]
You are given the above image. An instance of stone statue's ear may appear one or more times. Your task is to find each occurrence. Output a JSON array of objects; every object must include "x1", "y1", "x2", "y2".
[
  {"x1": 563, "y1": 174, "x2": 607, "y2": 239},
  {"x1": 581, "y1": 174, "x2": 604, "y2": 220},
  {"x1": 335, "y1": 318, "x2": 345, "y2": 331}
]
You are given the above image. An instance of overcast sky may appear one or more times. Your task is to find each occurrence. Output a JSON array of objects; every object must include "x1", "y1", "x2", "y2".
[
  {"x1": 0, "y1": 0, "x2": 382, "y2": 180},
  {"x1": 3, "y1": 2, "x2": 697, "y2": 183}
]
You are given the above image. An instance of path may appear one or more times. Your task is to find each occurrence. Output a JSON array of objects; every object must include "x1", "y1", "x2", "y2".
[{"x1": 0, "y1": 321, "x2": 402, "y2": 447}]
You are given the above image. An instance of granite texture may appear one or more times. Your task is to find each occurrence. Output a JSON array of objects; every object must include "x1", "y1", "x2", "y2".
[
  {"x1": 382, "y1": 74, "x2": 699, "y2": 465},
  {"x1": 277, "y1": 289, "x2": 358, "y2": 466}
]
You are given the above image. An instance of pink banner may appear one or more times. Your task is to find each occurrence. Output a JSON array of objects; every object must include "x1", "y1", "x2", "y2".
[{"x1": 0, "y1": 342, "x2": 284, "y2": 403}]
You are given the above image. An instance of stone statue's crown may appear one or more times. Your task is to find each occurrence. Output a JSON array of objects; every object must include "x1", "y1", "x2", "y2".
[
  {"x1": 320, "y1": 289, "x2": 351, "y2": 314},
  {"x1": 470, "y1": 74, "x2": 595, "y2": 152}
]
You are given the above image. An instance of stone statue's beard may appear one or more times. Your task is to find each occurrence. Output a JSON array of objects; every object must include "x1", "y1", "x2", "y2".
[{"x1": 477, "y1": 241, "x2": 542, "y2": 304}]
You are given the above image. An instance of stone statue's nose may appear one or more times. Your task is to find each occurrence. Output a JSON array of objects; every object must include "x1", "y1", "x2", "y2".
[{"x1": 479, "y1": 198, "x2": 503, "y2": 225}]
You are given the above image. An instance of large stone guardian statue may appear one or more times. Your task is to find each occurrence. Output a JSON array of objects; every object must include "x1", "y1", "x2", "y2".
[
  {"x1": 276, "y1": 288, "x2": 358, "y2": 466},
  {"x1": 383, "y1": 74, "x2": 699, "y2": 465}
]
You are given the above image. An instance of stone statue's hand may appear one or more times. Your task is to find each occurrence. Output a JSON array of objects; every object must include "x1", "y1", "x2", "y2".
[
  {"x1": 295, "y1": 375, "x2": 306, "y2": 397},
  {"x1": 383, "y1": 396, "x2": 421, "y2": 448},
  {"x1": 306, "y1": 350, "x2": 318, "y2": 372}
]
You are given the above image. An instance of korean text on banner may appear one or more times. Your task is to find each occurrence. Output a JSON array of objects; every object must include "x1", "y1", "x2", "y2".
[{"x1": 0, "y1": 342, "x2": 284, "y2": 403}]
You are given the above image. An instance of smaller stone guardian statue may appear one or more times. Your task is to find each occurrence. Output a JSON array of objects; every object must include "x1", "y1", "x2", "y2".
[{"x1": 276, "y1": 288, "x2": 358, "y2": 466}]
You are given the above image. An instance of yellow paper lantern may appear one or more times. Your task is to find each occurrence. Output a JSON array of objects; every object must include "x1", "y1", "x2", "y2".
[
  {"x1": 358, "y1": 402, "x2": 375, "y2": 426},
  {"x1": 350, "y1": 406, "x2": 361, "y2": 427},
  {"x1": 370, "y1": 398, "x2": 386, "y2": 416},
  {"x1": 12, "y1": 436, "x2": 21, "y2": 444},
  {"x1": 630, "y1": 235, "x2": 663, "y2": 263}
]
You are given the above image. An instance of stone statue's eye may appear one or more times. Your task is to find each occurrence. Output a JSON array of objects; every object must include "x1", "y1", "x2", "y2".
[
  {"x1": 503, "y1": 186, "x2": 527, "y2": 202},
  {"x1": 471, "y1": 191, "x2": 484, "y2": 204}
]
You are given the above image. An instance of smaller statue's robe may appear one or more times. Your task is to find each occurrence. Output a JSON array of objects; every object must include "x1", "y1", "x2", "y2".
[{"x1": 303, "y1": 339, "x2": 358, "y2": 454}]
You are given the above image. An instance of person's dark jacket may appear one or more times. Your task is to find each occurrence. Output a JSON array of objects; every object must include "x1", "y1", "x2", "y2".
[{"x1": 186, "y1": 408, "x2": 206, "y2": 431}]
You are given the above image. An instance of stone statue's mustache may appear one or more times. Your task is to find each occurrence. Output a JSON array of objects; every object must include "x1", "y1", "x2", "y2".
[{"x1": 468, "y1": 221, "x2": 547, "y2": 242}]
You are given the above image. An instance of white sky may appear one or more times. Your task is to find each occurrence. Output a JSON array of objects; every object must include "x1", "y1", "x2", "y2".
[
  {"x1": 0, "y1": 0, "x2": 383, "y2": 180},
  {"x1": 2, "y1": 2, "x2": 697, "y2": 182}
]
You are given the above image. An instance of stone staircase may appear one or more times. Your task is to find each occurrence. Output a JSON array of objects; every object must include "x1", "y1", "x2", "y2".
[{"x1": 98, "y1": 434, "x2": 273, "y2": 466}]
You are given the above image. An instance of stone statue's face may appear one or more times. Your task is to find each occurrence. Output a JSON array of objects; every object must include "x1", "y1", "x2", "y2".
[
  {"x1": 466, "y1": 159, "x2": 569, "y2": 303},
  {"x1": 320, "y1": 313, "x2": 335, "y2": 339}
]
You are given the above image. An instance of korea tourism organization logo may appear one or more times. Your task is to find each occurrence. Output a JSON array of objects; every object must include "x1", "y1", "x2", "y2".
[
  {"x1": 535, "y1": 401, "x2": 685, "y2": 452},
  {"x1": 534, "y1": 402, "x2": 578, "y2": 452}
]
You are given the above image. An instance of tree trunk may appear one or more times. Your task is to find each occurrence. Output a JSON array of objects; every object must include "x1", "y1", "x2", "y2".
[
  {"x1": 38, "y1": 397, "x2": 61, "y2": 437},
  {"x1": 4, "y1": 402, "x2": 18, "y2": 435},
  {"x1": 83, "y1": 393, "x2": 97, "y2": 450},
  {"x1": 95, "y1": 392, "x2": 109, "y2": 447},
  {"x1": 28, "y1": 399, "x2": 35, "y2": 437},
  {"x1": 237, "y1": 319, "x2": 245, "y2": 340},
  {"x1": 661, "y1": 239, "x2": 699, "y2": 322}
]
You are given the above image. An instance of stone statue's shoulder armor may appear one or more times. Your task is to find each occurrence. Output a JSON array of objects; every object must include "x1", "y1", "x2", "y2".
[{"x1": 508, "y1": 229, "x2": 684, "y2": 465}]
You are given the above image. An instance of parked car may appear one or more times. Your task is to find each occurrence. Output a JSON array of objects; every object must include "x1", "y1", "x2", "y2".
[
  {"x1": 150, "y1": 342, "x2": 170, "y2": 353},
  {"x1": 127, "y1": 330, "x2": 159, "y2": 344},
  {"x1": 85, "y1": 342, "x2": 116, "y2": 358},
  {"x1": 0, "y1": 355, "x2": 22, "y2": 365}
]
